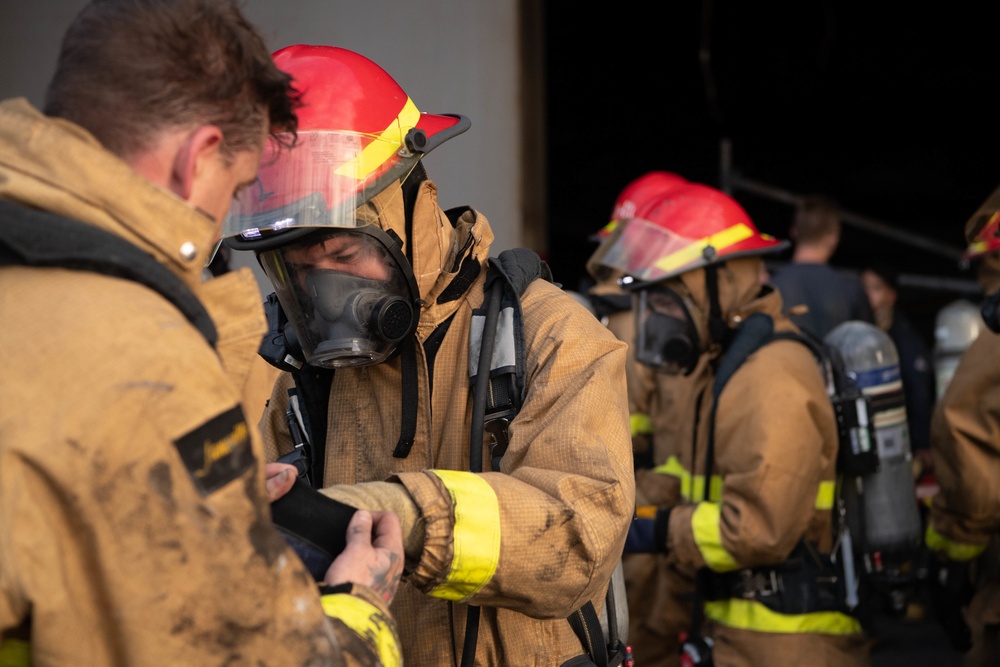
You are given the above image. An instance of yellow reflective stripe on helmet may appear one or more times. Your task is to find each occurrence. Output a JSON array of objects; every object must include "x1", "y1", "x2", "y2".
[
  {"x1": 321, "y1": 593, "x2": 402, "y2": 667},
  {"x1": 0, "y1": 639, "x2": 30, "y2": 667},
  {"x1": 427, "y1": 470, "x2": 501, "y2": 601},
  {"x1": 704, "y1": 598, "x2": 863, "y2": 635},
  {"x1": 692, "y1": 502, "x2": 740, "y2": 572},
  {"x1": 335, "y1": 97, "x2": 421, "y2": 179},
  {"x1": 631, "y1": 412, "x2": 653, "y2": 437},
  {"x1": 652, "y1": 223, "x2": 755, "y2": 275},
  {"x1": 925, "y1": 523, "x2": 987, "y2": 561}
]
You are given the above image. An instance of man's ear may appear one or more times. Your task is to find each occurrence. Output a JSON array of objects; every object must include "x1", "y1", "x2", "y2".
[{"x1": 170, "y1": 125, "x2": 223, "y2": 201}]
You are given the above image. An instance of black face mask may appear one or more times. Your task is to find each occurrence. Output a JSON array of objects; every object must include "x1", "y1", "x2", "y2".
[
  {"x1": 257, "y1": 226, "x2": 421, "y2": 369},
  {"x1": 981, "y1": 291, "x2": 1000, "y2": 333},
  {"x1": 634, "y1": 287, "x2": 701, "y2": 375},
  {"x1": 304, "y1": 270, "x2": 414, "y2": 366}
]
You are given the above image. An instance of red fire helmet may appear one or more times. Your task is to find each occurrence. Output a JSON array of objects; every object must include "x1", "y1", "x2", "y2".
[
  {"x1": 223, "y1": 44, "x2": 470, "y2": 247},
  {"x1": 593, "y1": 182, "x2": 788, "y2": 286},
  {"x1": 594, "y1": 171, "x2": 689, "y2": 241},
  {"x1": 964, "y1": 182, "x2": 1000, "y2": 260}
]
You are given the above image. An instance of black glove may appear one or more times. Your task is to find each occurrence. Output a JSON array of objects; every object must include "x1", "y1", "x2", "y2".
[
  {"x1": 270, "y1": 478, "x2": 358, "y2": 581},
  {"x1": 927, "y1": 557, "x2": 975, "y2": 653},
  {"x1": 622, "y1": 507, "x2": 672, "y2": 554}
]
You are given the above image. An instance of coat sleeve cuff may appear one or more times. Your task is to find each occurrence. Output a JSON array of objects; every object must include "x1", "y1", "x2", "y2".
[
  {"x1": 391, "y1": 470, "x2": 459, "y2": 590},
  {"x1": 320, "y1": 583, "x2": 402, "y2": 667},
  {"x1": 926, "y1": 522, "x2": 988, "y2": 561}
]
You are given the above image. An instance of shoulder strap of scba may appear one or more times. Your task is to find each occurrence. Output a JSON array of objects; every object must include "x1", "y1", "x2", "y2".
[
  {"x1": 468, "y1": 247, "x2": 551, "y2": 472},
  {"x1": 0, "y1": 200, "x2": 218, "y2": 346},
  {"x1": 467, "y1": 248, "x2": 627, "y2": 667}
]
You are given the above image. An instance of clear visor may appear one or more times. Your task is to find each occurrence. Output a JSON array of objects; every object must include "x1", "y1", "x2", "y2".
[
  {"x1": 588, "y1": 216, "x2": 706, "y2": 286},
  {"x1": 222, "y1": 129, "x2": 418, "y2": 242},
  {"x1": 260, "y1": 227, "x2": 418, "y2": 368}
]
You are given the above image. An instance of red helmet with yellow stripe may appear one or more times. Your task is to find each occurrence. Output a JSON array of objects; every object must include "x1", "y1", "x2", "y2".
[
  {"x1": 963, "y1": 183, "x2": 1000, "y2": 260},
  {"x1": 594, "y1": 171, "x2": 689, "y2": 241},
  {"x1": 592, "y1": 182, "x2": 787, "y2": 287},
  {"x1": 223, "y1": 44, "x2": 470, "y2": 249}
]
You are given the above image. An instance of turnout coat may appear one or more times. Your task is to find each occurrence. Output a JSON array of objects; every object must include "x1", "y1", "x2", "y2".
[
  {"x1": 634, "y1": 258, "x2": 870, "y2": 667},
  {"x1": 258, "y1": 177, "x2": 635, "y2": 666},
  {"x1": 0, "y1": 99, "x2": 398, "y2": 666}
]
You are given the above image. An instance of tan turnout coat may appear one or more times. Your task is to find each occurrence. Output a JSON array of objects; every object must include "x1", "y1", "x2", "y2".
[
  {"x1": 633, "y1": 258, "x2": 869, "y2": 666},
  {"x1": 0, "y1": 99, "x2": 396, "y2": 666}
]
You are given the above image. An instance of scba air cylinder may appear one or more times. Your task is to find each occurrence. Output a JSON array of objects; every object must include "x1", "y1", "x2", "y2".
[{"x1": 824, "y1": 320, "x2": 922, "y2": 558}]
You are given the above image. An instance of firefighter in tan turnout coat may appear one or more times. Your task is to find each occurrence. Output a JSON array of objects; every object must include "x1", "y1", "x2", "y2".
[
  {"x1": 0, "y1": 2, "x2": 405, "y2": 666},
  {"x1": 590, "y1": 182, "x2": 872, "y2": 666},
  {"x1": 224, "y1": 45, "x2": 635, "y2": 666}
]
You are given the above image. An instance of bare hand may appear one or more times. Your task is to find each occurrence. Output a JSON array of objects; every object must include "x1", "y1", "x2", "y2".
[
  {"x1": 325, "y1": 510, "x2": 404, "y2": 605},
  {"x1": 264, "y1": 462, "x2": 298, "y2": 503}
]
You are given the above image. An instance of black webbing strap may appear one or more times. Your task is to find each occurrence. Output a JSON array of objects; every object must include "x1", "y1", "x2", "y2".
[
  {"x1": 459, "y1": 276, "x2": 504, "y2": 667},
  {"x1": 392, "y1": 338, "x2": 419, "y2": 458},
  {"x1": 567, "y1": 601, "x2": 610, "y2": 667},
  {"x1": 0, "y1": 200, "x2": 217, "y2": 346}
]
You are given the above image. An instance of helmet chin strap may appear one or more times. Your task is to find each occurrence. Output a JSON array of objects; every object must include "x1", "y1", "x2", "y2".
[
  {"x1": 703, "y1": 250, "x2": 729, "y2": 348},
  {"x1": 400, "y1": 162, "x2": 427, "y2": 265}
]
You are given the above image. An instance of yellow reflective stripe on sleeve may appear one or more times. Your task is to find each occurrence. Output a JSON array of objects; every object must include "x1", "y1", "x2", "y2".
[
  {"x1": 704, "y1": 598, "x2": 863, "y2": 635},
  {"x1": 815, "y1": 480, "x2": 835, "y2": 510},
  {"x1": 691, "y1": 502, "x2": 740, "y2": 572},
  {"x1": 925, "y1": 523, "x2": 987, "y2": 561},
  {"x1": 653, "y1": 456, "x2": 688, "y2": 499},
  {"x1": 652, "y1": 456, "x2": 722, "y2": 503},
  {"x1": 335, "y1": 97, "x2": 421, "y2": 179},
  {"x1": 320, "y1": 594, "x2": 401, "y2": 667},
  {"x1": 427, "y1": 470, "x2": 501, "y2": 601},
  {"x1": 654, "y1": 456, "x2": 834, "y2": 510},
  {"x1": 0, "y1": 639, "x2": 30, "y2": 667},
  {"x1": 630, "y1": 412, "x2": 653, "y2": 437}
]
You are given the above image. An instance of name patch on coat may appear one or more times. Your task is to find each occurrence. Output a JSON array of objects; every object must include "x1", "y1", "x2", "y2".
[{"x1": 174, "y1": 406, "x2": 254, "y2": 495}]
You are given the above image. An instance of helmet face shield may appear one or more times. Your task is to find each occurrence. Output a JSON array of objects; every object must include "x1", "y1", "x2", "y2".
[
  {"x1": 259, "y1": 226, "x2": 419, "y2": 368},
  {"x1": 633, "y1": 285, "x2": 701, "y2": 375},
  {"x1": 593, "y1": 216, "x2": 702, "y2": 286},
  {"x1": 590, "y1": 183, "x2": 787, "y2": 288},
  {"x1": 223, "y1": 130, "x2": 417, "y2": 243}
]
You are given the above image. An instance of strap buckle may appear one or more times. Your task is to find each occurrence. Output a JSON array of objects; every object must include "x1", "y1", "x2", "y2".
[{"x1": 736, "y1": 568, "x2": 782, "y2": 598}]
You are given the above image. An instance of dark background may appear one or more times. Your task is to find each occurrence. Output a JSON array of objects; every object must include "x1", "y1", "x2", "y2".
[{"x1": 543, "y1": 2, "x2": 1000, "y2": 345}]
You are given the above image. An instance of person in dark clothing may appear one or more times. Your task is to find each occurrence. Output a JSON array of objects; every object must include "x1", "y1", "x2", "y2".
[
  {"x1": 860, "y1": 262, "x2": 936, "y2": 456},
  {"x1": 770, "y1": 195, "x2": 874, "y2": 339}
]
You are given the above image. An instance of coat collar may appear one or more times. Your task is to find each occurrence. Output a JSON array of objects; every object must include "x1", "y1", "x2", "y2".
[{"x1": 0, "y1": 98, "x2": 218, "y2": 291}]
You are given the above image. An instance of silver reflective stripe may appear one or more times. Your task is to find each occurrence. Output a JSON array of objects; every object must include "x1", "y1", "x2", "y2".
[{"x1": 469, "y1": 306, "x2": 517, "y2": 377}]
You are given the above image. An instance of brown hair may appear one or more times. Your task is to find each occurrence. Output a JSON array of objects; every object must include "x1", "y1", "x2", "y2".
[
  {"x1": 43, "y1": 0, "x2": 299, "y2": 160},
  {"x1": 791, "y1": 194, "x2": 841, "y2": 244}
]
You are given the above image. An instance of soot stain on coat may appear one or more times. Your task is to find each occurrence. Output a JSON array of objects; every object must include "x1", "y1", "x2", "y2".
[
  {"x1": 170, "y1": 614, "x2": 194, "y2": 636},
  {"x1": 532, "y1": 508, "x2": 576, "y2": 582},
  {"x1": 92, "y1": 457, "x2": 138, "y2": 506},
  {"x1": 148, "y1": 461, "x2": 176, "y2": 513},
  {"x1": 244, "y1": 472, "x2": 286, "y2": 565}
]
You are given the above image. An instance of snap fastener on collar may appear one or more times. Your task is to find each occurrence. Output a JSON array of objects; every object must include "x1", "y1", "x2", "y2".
[{"x1": 179, "y1": 241, "x2": 197, "y2": 261}]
